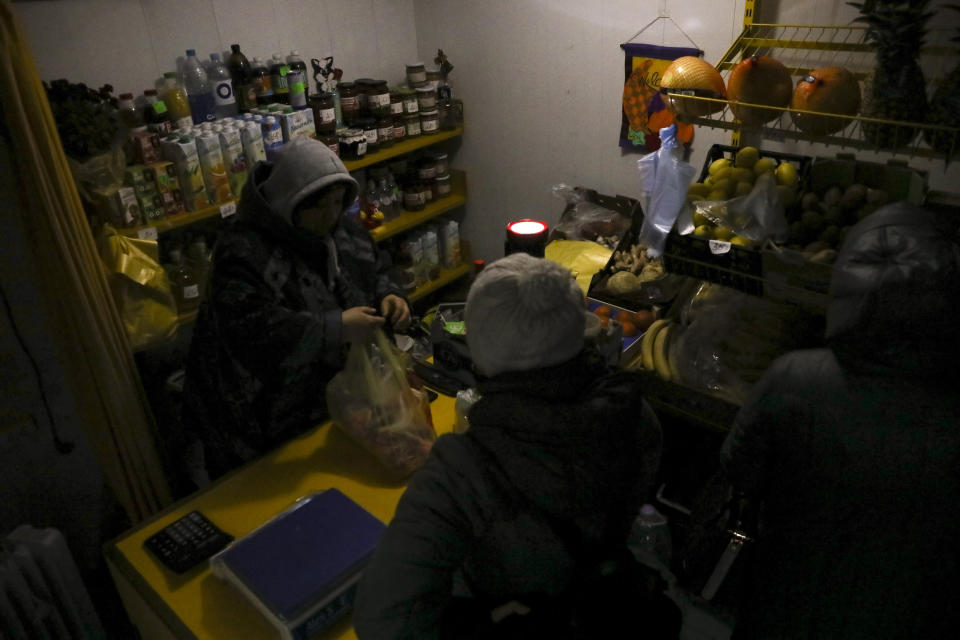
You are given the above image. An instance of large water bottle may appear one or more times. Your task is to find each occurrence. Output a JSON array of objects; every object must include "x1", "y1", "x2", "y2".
[
  {"x1": 628, "y1": 503, "x2": 673, "y2": 570},
  {"x1": 182, "y1": 49, "x2": 216, "y2": 124},
  {"x1": 207, "y1": 53, "x2": 238, "y2": 118}
]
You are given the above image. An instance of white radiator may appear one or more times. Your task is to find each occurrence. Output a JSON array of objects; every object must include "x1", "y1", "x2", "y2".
[{"x1": 0, "y1": 525, "x2": 105, "y2": 640}]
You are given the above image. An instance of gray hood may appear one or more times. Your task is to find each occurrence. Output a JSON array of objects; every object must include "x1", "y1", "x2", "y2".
[
  {"x1": 826, "y1": 201, "x2": 960, "y2": 375},
  {"x1": 257, "y1": 136, "x2": 358, "y2": 225}
]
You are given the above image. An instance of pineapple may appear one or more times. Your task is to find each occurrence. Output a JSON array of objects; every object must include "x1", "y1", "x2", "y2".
[
  {"x1": 848, "y1": 0, "x2": 934, "y2": 150},
  {"x1": 924, "y1": 5, "x2": 960, "y2": 158}
]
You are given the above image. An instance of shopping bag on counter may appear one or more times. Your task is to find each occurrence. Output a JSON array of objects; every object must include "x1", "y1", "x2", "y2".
[
  {"x1": 327, "y1": 329, "x2": 436, "y2": 479},
  {"x1": 96, "y1": 225, "x2": 178, "y2": 351}
]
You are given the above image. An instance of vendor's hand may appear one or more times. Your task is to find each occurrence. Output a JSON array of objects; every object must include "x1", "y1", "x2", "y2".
[
  {"x1": 380, "y1": 294, "x2": 411, "y2": 332},
  {"x1": 342, "y1": 306, "x2": 385, "y2": 344}
]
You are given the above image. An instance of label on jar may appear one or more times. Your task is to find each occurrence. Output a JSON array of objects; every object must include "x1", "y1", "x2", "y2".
[
  {"x1": 378, "y1": 125, "x2": 392, "y2": 141},
  {"x1": 319, "y1": 107, "x2": 336, "y2": 124},
  {"x1": 357, "y1": 140, "x2": 368, "y2": 155},
  {"x1": 422, "y1": 117, "x2": 439, "y2": 133},
  {"x1": 391, "y1": 101, "x2": 404, "y2": 115},
  {"x1": 370, "y1": 93, "x2": 391, "y2": 108},
  {"x1": 403, "y1": 98, "x2": 419, "y2": 114},
  {"x1": 405, "y1": 191, "x2": 425, "y2": 207},
  {"x1": 437, "y1": 181, "x2": 451, "y2": 196},
  {"x1": 341, "y1": 95, "x2": 359, "y2": 109},
  {"x1": 406, "y1": 119, "x2": 421, "y2": 136},
  {"x1": 363, "y1": 128, "x2": 378, "y2": 145},
  {"x1": 326, "y1": 141, "x2": 339, "y2": 154},
  {"x1": 419, "y1": 165, "x2": 437, "y2": 180},
  {"x1": 183, "y1": 284, "x2": 200, "y2": 299},
  {"x1": 407, "y1": 69, "x2": 427, "y2": 84}
]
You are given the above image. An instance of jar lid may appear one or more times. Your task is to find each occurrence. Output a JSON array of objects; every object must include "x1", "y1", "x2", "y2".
[
  {"x1": 420, "y1": 109, "x2": 439, "y2": 115},
  {"x1": 372, "y1": 80, "x2": 389, "y2": 88},
  {"x1": 415, "y1": 86, "x2": 435, "y2": 94},
  {"x1": 356, "y1": 117, "x2": 376, "y2": 127},
  {"x1": 339, "y1": 81, "x2": 356, "y2": 90},
  {"x1": 433, "y1": 152, "x2": 448, "y2": 159},
  {"x1": 436, "y1": 173, "x2": 450, "y2": 181},
  {"x1": 406, "y1": 62, "x2": 425, "y2": 69},
  {"x1": 398, "y1": 87, "x2": 416, "y2": 96},
  {"x1": 355, "y1": 78, "x2": 376, "y2": 87},
  {"x1": 311, "y1": 91, "x2": 333, "y2": 100}
]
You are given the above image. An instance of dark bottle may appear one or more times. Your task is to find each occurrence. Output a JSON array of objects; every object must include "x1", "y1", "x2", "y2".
[
  {"x1": 269, "y1": 54, "x2": 290, "y2": 104},
  {"x1": 228, "y1": 43, "x2": 257, "y2": 112},
  {"x1": 251, "y1": 57, "x2": 274, "y2": 105}
]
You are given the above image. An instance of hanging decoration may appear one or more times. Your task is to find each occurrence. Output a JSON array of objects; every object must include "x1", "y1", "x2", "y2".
[{"x1": 619, "y1": 13, "x2": 701, "y2": 153}]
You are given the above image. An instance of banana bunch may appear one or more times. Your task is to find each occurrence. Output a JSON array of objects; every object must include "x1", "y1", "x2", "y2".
[{"x1": 638, "y1": 318, "x2": 679, "y2": 381}]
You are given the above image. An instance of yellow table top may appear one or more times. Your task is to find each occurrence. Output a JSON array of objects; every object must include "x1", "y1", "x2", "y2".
[{"x1": 106, "y1": 394, "x2": 457, "y2": 640}]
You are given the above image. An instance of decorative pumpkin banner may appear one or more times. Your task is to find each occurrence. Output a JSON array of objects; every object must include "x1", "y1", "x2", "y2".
[{"x1": 620, "y1": 43, "x2": 699, "y2": 153}]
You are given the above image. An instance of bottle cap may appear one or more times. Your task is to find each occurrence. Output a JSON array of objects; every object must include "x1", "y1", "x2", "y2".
[
  {"x1": 210, "y1": 53, "x2": 221, "y2": 61},
  {"x1": 231, "y1": 44, "x2": 241, "y2": 52},
  {"x1": 144, "y1": 89, "x2": 157, "y2": 96},
  {"x1": 164, "y1": 71, "x2": 177, "y2": 79},
  {"x1": 119, "y1": 92, "x2": 134, "y2": 100},
  {"x1": 186, "y1": 49, "x2": 196, "y2": 57}
]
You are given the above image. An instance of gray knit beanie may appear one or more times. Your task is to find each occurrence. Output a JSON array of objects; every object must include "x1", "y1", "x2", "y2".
[
  {"x1": 259, "y1": 137, "x2": 358, "y2": 225},
  {"x1": 465, "y1": 253, "x2": 586, "y2": 377}
]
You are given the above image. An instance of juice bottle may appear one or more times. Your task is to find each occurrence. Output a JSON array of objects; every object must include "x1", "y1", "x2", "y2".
[
  {"x1": 269, "y1": 54, "x2": 290, "y2": 104},
  {"x1": 142, "y1": 89, "x2": 172, "y2": 135},
  {"x1": 165, "y1": 248, "x2": 201, "y2": 315},
  {"x1": 162, "y1": 72, "x2": 194, "y2": 131},
  {"x1": 251, "y1": 58, "x2": 274, "y2": 105},
  {"x1": 285, "y1": 50, "x2": 307, "y2": 108}
]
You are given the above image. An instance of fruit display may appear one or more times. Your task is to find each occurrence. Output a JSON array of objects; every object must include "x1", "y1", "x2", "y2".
[
  {"x1": 659, "y1": 56, "x2": 727, "y2": 118},
  {"x1": 591, "y1": 303, "x2": 656, "y2": 338},
  {"x1": 638, "y1": 317, "x2": 678, "y2": 381},
  {"x1": 685, "y1": 145, "x2": 802, "y2": 246},
  {"x1": 924, "y1": 5, "x2": 960, "y2": 156},
  {"x1": 783, "y1": 182, "x2": 890, "y2": 260},
  {"x1": 790, "y1": 66, "x2": 862, "y2": 135},
  {"x1": 605, "y1": 242, "x2": 666, "y2": 294},
  {"x1": 727, "y1": 56, "x2": 794, "y2": 126}
]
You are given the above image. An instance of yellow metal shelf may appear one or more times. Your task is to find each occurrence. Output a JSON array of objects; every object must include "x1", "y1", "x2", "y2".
[
  {"x1": 663, "y1": 23, "x2": 960, "y2": 159},
  {"x1": 369, "y1": 170, "x2": 466, "y2": 242},
  {"x1": 119, "y1": 127, "x2": 464, "y2": 238},
  {"x1": 409, "y1": 260, "x2": 471, "y2": 303}
]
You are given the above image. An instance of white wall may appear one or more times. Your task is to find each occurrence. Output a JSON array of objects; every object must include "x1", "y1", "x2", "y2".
[{"x1": 16, "y1": 0, "x2": 419, "y2": 95}]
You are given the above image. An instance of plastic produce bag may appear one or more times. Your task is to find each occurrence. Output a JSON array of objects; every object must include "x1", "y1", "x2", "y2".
[
  {"x1": 549, "y1": 184, "x2": 632, "y2": 249},
  {"x1": 692, "y1": 172, "x2": 789, "y2": 244},
  {"x1": 326, "y1": 329, "x2": 437, "y2": 478},
  {"x1": 96, "y1": 224, "x2": 178, "y2": 351},
  {"x1": 669, "y1": 282, "x2": 822, "y2": 405},
  {"x1": 545, "y1": 239, "x2": 613, "y2": 295},
  {"x1": 637, "y1": 124, "x2": 696, "y2": 257}
]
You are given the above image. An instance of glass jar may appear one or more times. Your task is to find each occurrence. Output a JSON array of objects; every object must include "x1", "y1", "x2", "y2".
[
  {"x1": 389, "y1": 89, "x2": 404, "y2": 116},
  {"x1": 416, "y1": 86, "x2": 437, "y2": 111},
  {"x1": 404, "y1": 112, "x2": 422, "y2": 138},
  {"x1": 438, "y1": 100, "x2": 459, "y2": 130},
  {"x1": 420, "y1": 108, "x2": 440, "y2": 135},
  {"x1": 392, "y1": 115, "x2": 407, "y2": 143},
  {"x1": 432, "y1": 152, "x2": 450, "y2": 177},
  {"x1": 405, "y1": 62, "x2": 427, "y2": 87},
  {"x1": 368, "y1": 80, "x2": 391, "y2": 118},
  {"x1": 423, "y1": 179, "x2": 434, "y2": 203},
  {"x1": 321, "y1": 132, "x2": 340, "y2": 156},
  {"x1": 376, "y1": 117, "x2": 394, "y2": 149},
  {"x1": 309, "y1": 92, "x2": 337, "y2": 135},
  {"x1": 404, "y1": 178, "x2": 426, "y2": 211},
  {"x1": 426, "y1": 68, "x2": 442, "y2": 90},
  {"x1": 417, "y1": 156, "x2": 438, "y2": 181},
  {"x1": 434, "y1": 173, "x2": 451, "y2": 199},
  {"x1": 400, "y1": 87, "x2": 419, "y2": 114},
  {"x1": 355, "y1": 78, "x2": 376, "y2": 115},
  {"x1": 339, "y1": 82, "x2": 360, "y2": 126},
  {"x1": 339, "y1": 128, "x2": 366, "y2": 160},
  {"x1": 356, "y1": 117, "x2": 378, "y2": 153}
]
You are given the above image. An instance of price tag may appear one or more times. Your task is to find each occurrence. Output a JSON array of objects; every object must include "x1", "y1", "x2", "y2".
[
  {"x1": 137, "y1": 227, "x2": 158, "y2": 240},
  {"x1": 220, "y1": 201, "x2": 237, "y2": 218},
  {"x1": 708, "y1": 239, "x2": 732, "y2": 254}
]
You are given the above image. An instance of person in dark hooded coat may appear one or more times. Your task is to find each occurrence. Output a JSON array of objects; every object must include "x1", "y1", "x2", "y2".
[
  {"x1": 352, "y1": 253, "x2": 664, "y2": 639},
  {"x1": 180, "y1": 137, "x2": 410, "y2": 483},
  {"x1": 721, "y1": 202, "x2": 960, "y2": 638}
]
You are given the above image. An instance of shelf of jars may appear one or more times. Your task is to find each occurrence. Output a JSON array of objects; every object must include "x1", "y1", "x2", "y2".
[
  {"x1": 408, "y1": 257, "x2": 472, "y2": 303},
  {"x1": 118, "y1": 126, "x2": 465, "y2": 239},
  {"x1": 662, "y1": 24, "x2": 959, "y2": 160},
  {"x1": 370, "y1": 170, "x2": 467, "y2": 242}
]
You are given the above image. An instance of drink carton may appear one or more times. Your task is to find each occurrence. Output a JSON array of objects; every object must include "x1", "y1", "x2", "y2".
[
  {"x1": 137, "y1": 191, "x2": 166, "y2": 222},
  {"x1": 130, "y1": 129, "x2": 161, "y2": 164},
  {"x1": 161, "y1": 189, "x2": 185, "y2": 216},
  {"x1": 113, "y1": 186, "x2": 143, "y2": 226},
  {"x1": 161, "y1": 136, "x2": 208, "y2": 211},
  {"x1": 147, "y1": 161, "x2": 178, "y2": 193},
  {"x1": 241, "y1": 124, "x2": 267, "y2": 166},
  {"x1": 196, "y1": 133, "x2": 233, "y2": 204},
  {"x1": 217, "y1": 127, "x2": 248, "y2": 197}
]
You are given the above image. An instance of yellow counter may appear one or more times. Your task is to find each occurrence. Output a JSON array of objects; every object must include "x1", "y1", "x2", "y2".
[{"x1": 105, "y1": 394, "x2": 457, "y2": 640}]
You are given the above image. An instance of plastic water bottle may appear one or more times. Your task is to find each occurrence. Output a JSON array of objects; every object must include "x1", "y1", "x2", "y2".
[
  {"x1": 208, "y1": 53, "x2": 238, "y2": 118},
  {"x1": 628, "y1": 503, "x2": 673, "y2": 570},
  {"x1": 182, "y1": 49, "x2": 216, "y2": 124}
]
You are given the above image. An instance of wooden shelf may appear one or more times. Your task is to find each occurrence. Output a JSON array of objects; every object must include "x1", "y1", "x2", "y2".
[
  {"x1": 118, "y1": 126, "x2": 465, "y2": 239},
  {"x1": 409, "y1": 261, "x2": 471, "y2": 303},
  {"x1": 369, "y1": 170, "x2": 467, "y2": 242}
]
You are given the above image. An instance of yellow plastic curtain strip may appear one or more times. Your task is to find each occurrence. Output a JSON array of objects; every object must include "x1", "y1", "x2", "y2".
[{"x1": 0, "y1": 1, "x2": 171, "y2": 521}]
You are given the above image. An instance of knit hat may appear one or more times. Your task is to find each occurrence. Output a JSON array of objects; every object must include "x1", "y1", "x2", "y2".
[
  {"x1": 465, "y1": 253, "x2": 585, "y2": 377},
  {"x1": 259, "y1": 137, "x2": 358, "y2": 225}
]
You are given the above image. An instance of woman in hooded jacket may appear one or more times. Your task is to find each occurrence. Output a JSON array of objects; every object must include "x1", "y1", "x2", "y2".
[
  {"x1": 180, "y1": 137, "x2": 410, "y2": 484},
  {"x1": 721, "y1": 202, "x2": 960, "y2": 638}
]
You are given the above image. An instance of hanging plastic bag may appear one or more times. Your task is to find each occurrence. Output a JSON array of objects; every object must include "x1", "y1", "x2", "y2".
[
  {"x1": 96, "y1": 224, "x2": 179, "y2": 351},
  {"x1": 549, "y1": 184, "x2": 632, "y2": 249},
  {"x1": 636, "y1": 124, "x2": 696, "y2": 257},
  {"x1": 326, "y1": 329, "x2": 437, "y2": 478}
]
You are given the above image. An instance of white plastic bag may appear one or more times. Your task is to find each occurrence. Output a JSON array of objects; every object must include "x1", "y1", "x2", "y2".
[{"x1": 637, "y1": 125, "x2": 696, "y2": 257}]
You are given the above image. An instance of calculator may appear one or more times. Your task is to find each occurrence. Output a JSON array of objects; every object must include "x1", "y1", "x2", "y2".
[{"x1": 144, "y1": 510, "x2": 234, "y2": 574}]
